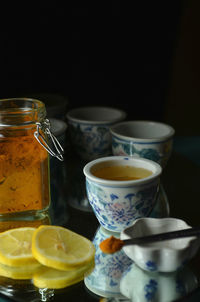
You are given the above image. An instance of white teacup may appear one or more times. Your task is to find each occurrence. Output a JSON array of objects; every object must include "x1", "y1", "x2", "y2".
[
  {"x1": 83, "y1": 156, "x2": 162, "y2": 233},
  {"x1": 110, "y1": 120, "x2": 175, "y2": 168},
  {"x1": 66, "y1": 106, "x2": 126, "y2": 161}
]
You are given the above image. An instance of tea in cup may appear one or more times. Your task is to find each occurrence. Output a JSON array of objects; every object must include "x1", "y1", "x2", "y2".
[
  {"x1": 110, "y1": 120, "x2": 175, "y2": 168},
  {"x1": 66, "y1": 106, "x2": 126, "y2": 161},
  {"x1": 83, "y1": 156, "x2": 162, "y2": 232},
  {"x1": 92, "y1": 164, "x2": 153, "y2": 181}
]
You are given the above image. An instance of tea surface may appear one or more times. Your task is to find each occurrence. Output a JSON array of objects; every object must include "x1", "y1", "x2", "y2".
[{"x1": 92, "y1": 165, "x2": 152, "y2": 181}]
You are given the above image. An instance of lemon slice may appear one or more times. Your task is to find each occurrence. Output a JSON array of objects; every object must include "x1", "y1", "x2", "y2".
[
  {"x1": 33, "y1": 260, "x2": 94, "y2": 289},
  {"x1": 32, "y1": 225, "x2": 95, "y2": 271},
  {"x1": 0, "y1": 262, "x2": 44, "y2": 280},
  {"x1": 0, "y1": 227, "x2": 38, "y2": 267}
]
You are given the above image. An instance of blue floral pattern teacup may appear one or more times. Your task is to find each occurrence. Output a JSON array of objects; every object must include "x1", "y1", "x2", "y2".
[
  {"x1": 83, "y1": 156, "x2": 162, "y2": 233},
  {"x1": 110, "y1": 120, "x2": 175, "y2": 168},
  {"x1": 66, "y1": 106, "x2": 126, "y2": 161}
]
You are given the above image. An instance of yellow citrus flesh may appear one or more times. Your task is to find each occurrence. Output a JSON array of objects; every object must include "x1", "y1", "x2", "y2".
[
  {"x1": 0, "y1": 227, "x2": 38, "y2": 267},
  {"x1": 32, "y1": 225, "x2": 95, "y2": 271},
  {"x1": 33, "y1": 260, "x2": 94, "y2": 289},
  {"x1": 0, "y1": 262, "x2": 44, "y2": 280}
]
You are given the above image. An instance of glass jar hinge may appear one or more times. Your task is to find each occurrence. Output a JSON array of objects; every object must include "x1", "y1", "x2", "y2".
[{"x1": 34, "y1": 119, "x2": 64, "y2": 161}]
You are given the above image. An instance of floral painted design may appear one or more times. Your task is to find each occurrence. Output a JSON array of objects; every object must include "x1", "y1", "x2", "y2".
[
  {"x1": 144, "y1": 279, "x2": 158, "y2": 301},
  {"x1": 145, "y1": 261, "x2": 157, "y2": 272},
  {"x1": 112, "y1": 136, "x2": 173, "y2": 167},
  {"x1": 69, "y1": 122, "x2": 112, "y2": 160},
  {"x1": 86, "y1": 180, "x2": 158, "y2": 232},
  {"x1": 139, "y1": 148, "x2": 161, "y2": 162}
]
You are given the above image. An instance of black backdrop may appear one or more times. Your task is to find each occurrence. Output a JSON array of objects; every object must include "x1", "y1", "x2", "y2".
[{"x1": 0, "y1": 1, "x2": 183, "y2": 121}]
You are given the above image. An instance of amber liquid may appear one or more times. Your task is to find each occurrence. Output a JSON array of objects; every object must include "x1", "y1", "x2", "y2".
[
  {"x1": 0, "y1": 130, "x2": 50, "y2": 215},
  {"x1": 92, "y1": 165, "x2": 152, "y2": 181}
]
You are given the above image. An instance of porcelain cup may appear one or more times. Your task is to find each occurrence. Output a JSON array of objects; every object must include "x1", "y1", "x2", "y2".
[
  {"x1": 66, "y1": 106, "x2": 126, "y2": 161},
  {"x1": 83, "y1": 156, "x2": 162, "y2": 232},
  {"x1": 110, "y1": 120, "x2": 175, "y2": 168}
]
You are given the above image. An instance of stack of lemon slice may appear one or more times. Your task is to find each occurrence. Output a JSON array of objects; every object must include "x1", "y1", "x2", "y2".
[{"x1": 0, "y1": 225, "x2": 95, "y2": 289}]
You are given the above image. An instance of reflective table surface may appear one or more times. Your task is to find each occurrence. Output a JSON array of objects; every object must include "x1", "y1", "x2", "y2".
[{"x1": 1, "y1": 137, "x2": 200, "y2": 302}]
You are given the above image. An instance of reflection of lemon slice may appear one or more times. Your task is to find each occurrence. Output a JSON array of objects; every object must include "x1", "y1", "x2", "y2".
[
  {"x1": 32, "y1": 225, "x2": 95, "y2": 271},
  {"x1": 0, "y1": 262, "x2": 44, "y2": 280},
  {"x1": 0, "y1": 227, "x2": 38, "y2": 267},
  {"x1": 33, "y1": 260, "x2": 94, "y2": 289}
]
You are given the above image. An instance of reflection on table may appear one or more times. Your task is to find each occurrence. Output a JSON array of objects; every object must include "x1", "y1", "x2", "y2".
[
  {"x1": 84, "y1": 226, "x2": 132, "y2": 298},
  {"x1": 120, "y1": 262, "x2": 198, "y2": 302}
]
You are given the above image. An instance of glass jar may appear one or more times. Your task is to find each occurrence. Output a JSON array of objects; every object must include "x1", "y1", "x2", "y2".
[{"x1": 0, "y1": 98, "x2": 63, "y2": 218}]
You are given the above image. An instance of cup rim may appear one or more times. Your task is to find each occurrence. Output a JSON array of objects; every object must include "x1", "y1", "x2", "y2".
[
  {"x1": 110, "y1": 120, "x2": 175, "y2": 143},
  {"x1": 66, "y1": 106, "x2": 127, "y2": 125},
  {"x1": 83, "y1": 155, "x2": 162, "y2": 186}
]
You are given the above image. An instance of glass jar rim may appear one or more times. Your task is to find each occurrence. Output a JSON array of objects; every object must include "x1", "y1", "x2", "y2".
[{"x1": 0, "y1": 98, "x2": 46, "y2": 127}]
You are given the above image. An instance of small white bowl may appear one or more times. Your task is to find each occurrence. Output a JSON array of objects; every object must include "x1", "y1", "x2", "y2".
[{"x1": 120, "y1": 217, "x2": 200, "y2": 272}]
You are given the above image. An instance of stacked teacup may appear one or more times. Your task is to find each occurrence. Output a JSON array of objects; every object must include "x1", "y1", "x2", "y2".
[
  {"x1": 83, "y1": 119, "x2": 175, "y2": 230},
  {"x1": 66, "y1": 106, "x2": 126, "y2": 212},
  {"x1": 82, "y1": 118, "x2": 175, "y2": 298},
  {"x1": 66, "y1": 106, "x2": 175, "y2": 297}
]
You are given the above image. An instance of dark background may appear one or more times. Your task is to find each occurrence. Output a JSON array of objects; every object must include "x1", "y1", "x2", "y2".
[{"x1": 0, "y1": 1, "x2": 199, "y2": 135}]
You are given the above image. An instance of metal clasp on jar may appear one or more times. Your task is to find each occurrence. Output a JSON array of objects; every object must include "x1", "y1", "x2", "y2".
[{"x1": 34, "y1": 119, "x2": 64, "y2": 161}]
